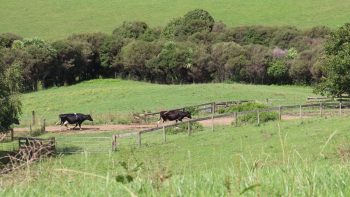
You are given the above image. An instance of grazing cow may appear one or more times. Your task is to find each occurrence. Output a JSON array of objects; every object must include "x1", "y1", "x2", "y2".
[
  {"x1": 56, "y1": 113, "x2": 93, "y2": 130},
  {"x1": 157, "y1": 110, "x2": 192, "y2": 127}
]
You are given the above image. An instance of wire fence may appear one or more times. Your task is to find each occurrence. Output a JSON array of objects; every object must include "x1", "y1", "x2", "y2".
[{"x1": 55, "y1": 136, "x2": 112, "y2": 153}]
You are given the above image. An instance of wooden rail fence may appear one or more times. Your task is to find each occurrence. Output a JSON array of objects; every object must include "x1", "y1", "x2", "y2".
[{"x1": 112, "y1": 101, "x2": 350, "y2": 150}]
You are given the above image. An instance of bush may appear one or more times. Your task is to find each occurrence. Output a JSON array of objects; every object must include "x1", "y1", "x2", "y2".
[
  {"x1": 218, "y1": 102, "x2": 268, "y2": 114},
  {"x1": 238, "y1": 111, "x2": 278, "y2": 124},
  {"x1": 0, "y1": 33, "x2": 22, "y2": 48},
  {"x1": 113, "y1": 21, "x2": 148, "y2": 39},
  {"x1": 219, "y1": 102, "x2": 278, "y2": 124},
  {"x1": 166, "y1": 122, "x2": 203, "y2": 135}
]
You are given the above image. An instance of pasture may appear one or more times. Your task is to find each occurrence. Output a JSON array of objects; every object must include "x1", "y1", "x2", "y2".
[
  {"x1": 1, "y1": 0, "x2": 350, "y2": 39},
  {"x1": 2, "y1": 116, "x2": 350, "y2": 196},
  {"x1": 19, "y1": 79, "x2": 314, "y2": 126}
]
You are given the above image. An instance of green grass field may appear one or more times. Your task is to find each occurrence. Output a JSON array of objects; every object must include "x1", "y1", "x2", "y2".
[
  {"x1": 19, "y1": 79, "x2": 315, "y2": 126},
  {"x1": 2, "y1": 116, "x2": 350, "y2": 196},
  {"x1": 1, "y1": 0, "x2": 350, "y2": 39}
]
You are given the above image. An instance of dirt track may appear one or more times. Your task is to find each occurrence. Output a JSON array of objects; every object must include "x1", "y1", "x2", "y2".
[{"x1": 14, "y1": 115, "x2": 307, "y2": 134}]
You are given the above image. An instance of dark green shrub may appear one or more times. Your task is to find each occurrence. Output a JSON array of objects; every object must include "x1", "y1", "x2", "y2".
[
  {"x1": 238, "y1": 111, "x2": 278, "y2": 124},
  {"x1": 218, "y1": 102, "x2": 267, "y2": 114},
  {"x1": 166, "y1": 122, "x2": 203, "y2": 135},
  {"x1": 113, "y1": 21, "x2": 148, "y2": 39},
  {"x1": 0, "y1": 33, "x2": 22, "y2": 48}
]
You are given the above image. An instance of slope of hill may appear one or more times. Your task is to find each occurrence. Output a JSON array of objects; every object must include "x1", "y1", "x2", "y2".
[{"x1": 1, "y1": 0, "x2": 350, "y2": 39}]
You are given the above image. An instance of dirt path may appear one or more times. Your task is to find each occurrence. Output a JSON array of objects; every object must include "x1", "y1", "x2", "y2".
[
  {"x1": 14, "y1": 115, "x2": 308, "y2": 134},
  {"x1": 14, "y1": 117, "x2": 236, "y2": 134}
]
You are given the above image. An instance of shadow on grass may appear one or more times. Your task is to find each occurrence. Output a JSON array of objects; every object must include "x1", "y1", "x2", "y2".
[{"x1": 56, "y1": 146, "x2": 84, "y2": 154}]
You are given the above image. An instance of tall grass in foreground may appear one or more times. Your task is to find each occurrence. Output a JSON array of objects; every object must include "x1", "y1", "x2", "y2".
[
  {"x1": 2, "y1": 118, "x2": 350, "y2": 196},
  {"x1": 1, "y1": 150, "x2": 350, "y2": 196}
]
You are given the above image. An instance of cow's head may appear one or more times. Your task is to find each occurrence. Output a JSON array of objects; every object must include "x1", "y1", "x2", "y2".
[
  {"x1": 186, "y1": 111, "x2": 192, "y2": 119},
  {"x1": 87, "y1": 115, "x2": 93, "y2": 121}
]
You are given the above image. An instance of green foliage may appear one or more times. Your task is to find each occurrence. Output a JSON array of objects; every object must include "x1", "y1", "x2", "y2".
[
  {"x1": 166, "y1": 122, "x2": 203, "y2": 135},
  {"x1": 0, "y1": 33, "x2": 22, "y2": 48},
  {"x1": 115, "y1": 161, "x2": 143, "y2": 184},
  {"x1": 267, "y1": 61, "x2": 289, "y2": 82},
  {"x1": 218, "y1": 102, "x2": 269, "y2": 114},
  {"x1": 238, "y1": 111, "x2": 278, "y2": 124},
  {"x1": 315, "y1": 23, "x2": 350, "y2": 97},
  {"x1": 113, "y1": 21, "x2": 148, "y2": 39},
  {"x1": 146, "y1": 41, "x2": 193, "y2": 83},
  {"x1": 0, "y1": 56, "x2": 22, "y2": 132},
  {"x1": 182, "y1": 9, "x2": 215, "y2": 34},
  {"x1": 162, "y1": 9, "x2": 214, "y2": 39}
]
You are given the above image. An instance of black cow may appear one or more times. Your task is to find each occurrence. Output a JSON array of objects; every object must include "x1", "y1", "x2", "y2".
[
  {"x1": 157, "y1": 110, "x2": 192, "y2": 127},
  {"x1": 56, "y1": 113, "x2": 93, "y2": 130}
]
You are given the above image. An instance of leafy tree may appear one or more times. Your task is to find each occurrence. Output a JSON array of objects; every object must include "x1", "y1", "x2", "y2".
[
  {"x1": 147, "y1": 41, "x2": 193, "y2": 83},
  {"x1": 0, "y1": 33, "x2": 22, "y2": 48},
  {"x1": 162, "y1": 9, "x2": 214, "y2": 39},
  {"x1": 120, "y1": 40, "x2": 162, "y2": 81},
  {"x1": 182, "y1": 9, "x2": 215, "y2": 35},
  {"x1": 241, "y1": 44, "x2": 271, "y2": 84},
  {"x1": 210, "y1": 42, "x2": 246, "y2": 82},
  {"x1": 267, "y1": 61, "x2": 289, "y2": 83},
  {"x1": 315, "y1": 23, "x2": 350, "y2": 97},
  {"x1": 113, "y1": 21, "x2": 148, "y2": 39},
  {"x1": 10, "y1": 38, "x2": 57, "y2": 90},
  {"x1": 0, "y1": 50, "x2": 22, "y2": 132}
]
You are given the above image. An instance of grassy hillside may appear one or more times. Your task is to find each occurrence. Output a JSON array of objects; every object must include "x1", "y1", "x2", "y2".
[
  {"x1": 1, "y1": 0, "x2": 350, "y2": 39},
  {"x1": 2, "y1": 117, "x2": 350, "y2": 196},
  {"x1": 19, "y1": 79, "x2": 315, "y2": 126}
]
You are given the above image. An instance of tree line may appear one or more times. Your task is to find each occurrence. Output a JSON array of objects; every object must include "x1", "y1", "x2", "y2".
[
  {"x1": 0, "y1": 9, "x2": 332, "y2": 92},
  {"x1": 4, "y1": 8, "x2": 350, "y2": 132}
]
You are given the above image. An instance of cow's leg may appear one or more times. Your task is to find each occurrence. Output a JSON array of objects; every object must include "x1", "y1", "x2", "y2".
[
  {"x1": 79, "y1": 124, "x2": 82, "y2": 130},
  {"x1": 64, "y1": 120, "x2": 69, "y2": 130},
  {"x1": 157, "y1": 117, "x2": 164, "y2": 127},
  {"x1": 72, "y1": 124, "x2": 78, "y2": 129}
]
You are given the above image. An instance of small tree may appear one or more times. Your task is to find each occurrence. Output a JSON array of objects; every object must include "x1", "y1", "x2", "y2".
[
  {"x1": 0, "y1": 58, "x2": 22, "y2": 132},
  {"x1": 315, "y1": 23, "x2": 350, "y2": 97}
]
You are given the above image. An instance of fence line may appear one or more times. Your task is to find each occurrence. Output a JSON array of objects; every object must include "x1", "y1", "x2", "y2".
[
  {"x1": 113, "y1": 101, "x2": 350, "y2": 149},
  {"x1": 142, "y1": 99, "x2": 254, "y2": 116}
]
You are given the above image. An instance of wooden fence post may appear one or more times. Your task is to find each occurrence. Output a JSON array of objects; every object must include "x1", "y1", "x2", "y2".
[
  {"x1": 32, "y1": 110, "x2": 35, "y2": 125},
  {"x1": 211, "y1": 102, "x2": 216, "y2": 114},
  {"x1": 29, "y1": 124, "x2": 32, "y2": 136},
  {"x1": 188, "y1": 121, "x2": 192, "y2": 136},
  {"x1": 137, "y1": 132, "x2": 141, "y2": 147},
  {"x1": 41, "y1": 119, "x2": 46, "y2": 132},
  {"x1": 278, "y1": 106, "x2": 282, "y2": 121},
  {"x1": 299, "y1": 105, "x2": 302, "y2": 119},
  {"x1": 320, "y1": 103, "x2": 323, "y2": 117},
  {"x1": 10, "y1": 128, "x2": 14, "y2": 141},
  {"x1": 339, "y1": 102, "x2": 342, "y2": 116},
  {"x1": 234, "y1": 112, "x2": 238, "y2": 127},
  {"x1": 163, "y1": 125, "x2": 167, "y2": 142},
  {"x1": 112, "y1": 135, "x2": 116, "y2": 151},
  {"x1": 211, "y1": 113, "x2": 214, "y2": 132},
  {"x1": 257, "y1": 110, "x2": 260, "y2": 125}
]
